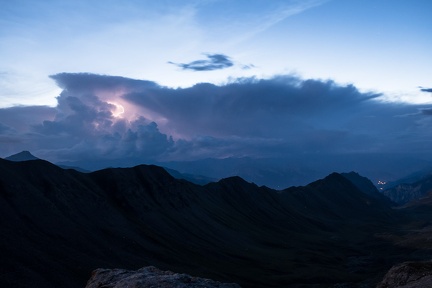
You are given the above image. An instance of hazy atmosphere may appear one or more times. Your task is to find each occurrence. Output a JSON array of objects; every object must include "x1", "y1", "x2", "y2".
[{"x1": 1, "y1": 0, "x2": 432, "y2": 186}]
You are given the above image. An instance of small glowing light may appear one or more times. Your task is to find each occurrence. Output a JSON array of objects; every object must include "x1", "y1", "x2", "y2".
[
  {"x1": 108, "y1": 101, "x2": 125, "y2": 118},
  {"x1": 377, "y1": 180, "x2": 386, "y2": 185}
]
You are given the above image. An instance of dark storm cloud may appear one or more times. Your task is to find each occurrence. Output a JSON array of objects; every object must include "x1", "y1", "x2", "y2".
[
  {"x1": 420, "y1": 87, "x2": 432, "y2": 93},
  {"x1": 421, "y1": 108, "x2": 432, "y2": 115},
  {"x1": 118, "y1": 75, "x2": 430, "y2": 157},
  {"x1": 123, "y1": 76, "x2": 387, "y2": 139},
  {"x1": 0, "y1": 106, "x2": 56, "y2": 131},
  {"x1": 241, "y1": 64, "x2": 256, "y2": 70},
  {"x1": 2, "y1": 72, "x2": 432, "y2": 168},
  {"x1": 0, "y1": 123, "x2": 11, "y2": 134},
  {"x1": 50, "y1": 72, "x2": 159, "y2": 93},
  {"x1": 168, "y1": 53, "x2": 234, "y2": 71}
]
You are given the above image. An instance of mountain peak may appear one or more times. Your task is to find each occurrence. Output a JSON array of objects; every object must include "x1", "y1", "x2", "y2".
[
  {"x1": 341, "y1": 171, "x2": 385, "y2": 199},
  {"x1": 5, "y1": 151, "x2": 39, "y2": 162}
]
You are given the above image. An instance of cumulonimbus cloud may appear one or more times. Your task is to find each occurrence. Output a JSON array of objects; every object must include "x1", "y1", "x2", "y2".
[
  {"x1": 1, "y1": 72, "x2": 431, "y2": 172},
  {"x1": 168, "y1": 53, "x2": 234, "y2": 71}
]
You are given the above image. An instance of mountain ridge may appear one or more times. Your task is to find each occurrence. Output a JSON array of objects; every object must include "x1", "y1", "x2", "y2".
[{"x1": 0, "y1": 157, "x2": 429, "y2": 287}]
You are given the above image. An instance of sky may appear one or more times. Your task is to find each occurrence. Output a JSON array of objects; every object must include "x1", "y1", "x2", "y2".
[
  {"x1": 0, "y1": 0, "x2": 432, "y2": 186},
  {"x1": 1, "y1": 0, "x2": 431, "y2": 107}
]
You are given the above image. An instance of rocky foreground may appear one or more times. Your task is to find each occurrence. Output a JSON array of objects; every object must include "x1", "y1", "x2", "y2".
[
  {"x1": 85, "y1": 266, "x2": 240, "y2": 288},
  {"x1": 377, "y1": 261, "x2": 432, "y2": 288},
  {"x1": 87, "y1": 261, "x2": 432, "y2": 288}
]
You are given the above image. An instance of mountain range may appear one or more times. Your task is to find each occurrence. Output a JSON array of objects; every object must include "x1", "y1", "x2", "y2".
[
  {"x1": 382, "y1": 174, "x2": 432, "y2": 206},
  {"x1": 1, "y1": 153, "x2": 432, "y2": 287},
  {"x1": 56, "y1": 153, "x2": 432, "y2": 189}
]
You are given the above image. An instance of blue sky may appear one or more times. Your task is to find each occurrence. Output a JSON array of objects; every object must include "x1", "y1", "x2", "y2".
[{"x1": 1, "y1": 0, "x2": 431, "y2": 107}]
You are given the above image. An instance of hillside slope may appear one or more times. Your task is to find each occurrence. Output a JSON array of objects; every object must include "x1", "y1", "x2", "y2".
[{"x1": 0, "y1": 159, "x2": 422, "y2": 287}]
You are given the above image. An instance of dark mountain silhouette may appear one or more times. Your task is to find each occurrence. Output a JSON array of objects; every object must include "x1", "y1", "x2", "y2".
[
  {"x1": 158, "y1": 157, "x2": 322, "y2": 189},
  {"x1": 55, "y1": 153, "x2": 432, "y2": 189},
  {"x1": 4, "y1": 150, "x2": 39, "y2": 161},
  {"x1": 57, "y1": 156, "x2": 322, "y2": 188},
  {"x1": 156, "y1": 154, "x2": 432, "y2": 190},
  {"x1": 58, "y1": 164, "x2": 90, "y2": 173},
  {"x1": 0, "y1": 158, "x2": 431, "y2": 287},
  {"x1": 5, "y1": 151, "x2": 90, "y2": 172},
  {"x1": 341, "y1": 171, "x2": 393, "y2": 204}
]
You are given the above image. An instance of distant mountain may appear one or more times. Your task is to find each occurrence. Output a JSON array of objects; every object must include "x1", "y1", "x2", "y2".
[
  {"x1": 5, "y1": 151, "x2": 90, "y2": 173},
  {"x1": 341, "y1": 171, "x2": 393, "y2": 204},
  {"x1": 4, "y1": 150, "x2": 39, "y2": 161},
  {"x1": 163, "y1": 167, "x2": 217, "y2": 185},
  {"x1": 57, "y1": 156, "x2": 323, "y2": 189},
  {"x1": 0, "y1": 159, "x2": 428, "y2": 287},
  {"x1": 54, "y1": 153, "x2": 432, "y2": 190},
  {"x1": 58, "y1": 164, "x2": 90, "y2": 173},
  {"x1": 159, "y1": 157, "x2": 322, "y2": 189},
  {"x1": 382, "y1": 175, "x2": 432, "y2": 205},
  {"x1": 379, "y1": 168, "x2": 432, "y2": 190}
]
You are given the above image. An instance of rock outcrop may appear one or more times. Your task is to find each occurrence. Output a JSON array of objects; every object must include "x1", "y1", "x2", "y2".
[
  {"x1": 85, "y1": 266, "x2": 240, "y2": 288},
  {"x1": 377, "y1": 261, "x2": 432, "y2": 288}
]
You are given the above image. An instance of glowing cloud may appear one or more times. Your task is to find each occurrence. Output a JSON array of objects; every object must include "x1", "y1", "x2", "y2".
[{"x1": 107, "y1": 101, "x2": 125, "y2": 118}]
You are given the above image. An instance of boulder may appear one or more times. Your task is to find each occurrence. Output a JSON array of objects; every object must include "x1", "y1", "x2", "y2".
[
  {"x1": 377, "y1": 261, "x2": 432, "y2": 288},
  {"x1": 85, "y1": 266, "x2": 241, "y2": 288}
]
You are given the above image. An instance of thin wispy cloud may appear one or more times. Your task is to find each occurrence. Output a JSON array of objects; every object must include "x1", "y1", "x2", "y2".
[
  {"x1": 225, "y1": 0, "x2": 330, "y2": 45},
  {"x1": 254, "y1": 0, "x2": 329, "y2": 35}
]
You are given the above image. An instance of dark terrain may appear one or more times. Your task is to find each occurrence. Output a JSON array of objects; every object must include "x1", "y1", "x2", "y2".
[{"x1": 1, "y1": 158, "x2": 432, "y2": 287}]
